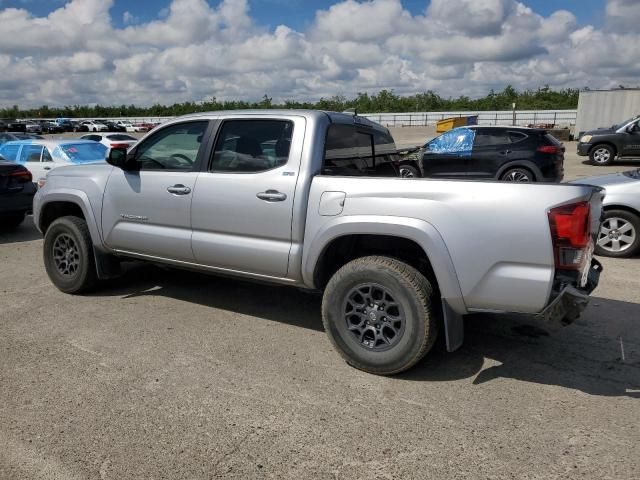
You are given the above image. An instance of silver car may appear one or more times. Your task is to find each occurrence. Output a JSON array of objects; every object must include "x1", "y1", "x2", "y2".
[{"x1": 574, "y1": 169, "x2": 640, "y2": 257}]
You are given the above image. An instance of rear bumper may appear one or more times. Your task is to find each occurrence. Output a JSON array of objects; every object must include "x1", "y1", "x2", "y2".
[
  {"x1": 0, "y1": 185, "x2": 36, "y2": 215},
  {"x1": 577, "y1": 143, "x2": 591, "y2": 156},
  {"x1": 536, "y1": 259, "x2": 602, "y2": 328}
]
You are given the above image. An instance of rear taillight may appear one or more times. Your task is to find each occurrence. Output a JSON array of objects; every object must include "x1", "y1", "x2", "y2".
[
  {"x1": 9, "y1": 169, "x2": 32, "y2": 183},
  {"x1": 110, "y1": 143, "x2": 129, "y2": 149},
  {"x1": 548, "y1": 202, "x2": 591, "y2": 270},
  {"x1": 537, "y1": 145, "x2": 560, "y2": 154}
]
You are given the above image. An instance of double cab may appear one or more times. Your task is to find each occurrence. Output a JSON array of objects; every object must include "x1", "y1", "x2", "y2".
[{"x1": 34, "y1": 110, "x2": 603, "y2": 374}]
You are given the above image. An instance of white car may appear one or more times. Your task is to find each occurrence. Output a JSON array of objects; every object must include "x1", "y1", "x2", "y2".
[
  {"x1": 115, "y1": 121, "x2": 138, "y2": 132},
  {"x1": 82, "y1": 121, "x2": 108, "y2": 132},
  {"x1": 80, "y1": 133, "x2": 138, "y2": 151},
  {"x1": 0, "y1": 139, "x2": 107, "y2": 184}
]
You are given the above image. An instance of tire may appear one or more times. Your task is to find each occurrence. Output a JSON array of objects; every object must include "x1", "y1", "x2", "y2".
[
  {"x1": 589, "y1": 144, "x2": 615, "y2": 166},
  {"x1": 500, "y1": 167, "x2": 534, "y2": 182},
  {"x1": 322, "y1": 256, "x2": 438, "y2": 375},
  {"x1": 0, "y1": 212, "x2": 26, "y2": 230},
  {"x1": 595, "y1": 209, "x2": 640, "y2": 258},
  {"x1": 43, "y1": 216, "x2": 97, "y2": 293},
  {"x1": 399, "y1": 164, "x2": 421, "y2": 178}
]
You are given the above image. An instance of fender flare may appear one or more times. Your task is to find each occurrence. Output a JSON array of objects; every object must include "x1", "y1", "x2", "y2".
[
  {"x1": 302, "y1": 215, "x2": 468, "y2": 351},
  {"x1": 35, "y1": 189, "x2": 104, "y2": 249}
]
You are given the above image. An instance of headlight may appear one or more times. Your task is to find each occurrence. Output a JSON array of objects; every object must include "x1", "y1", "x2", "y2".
[{"x1": 580, "y1": 135, "x2": 592, "y2": 143}]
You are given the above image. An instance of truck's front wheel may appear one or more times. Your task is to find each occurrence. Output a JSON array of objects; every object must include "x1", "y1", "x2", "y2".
[
  {"x1": 43, "y1": 216, "x2": 97, "y2": 293},
  {"x1": 322, "y1": 256, "x2": 438, "y2": 375}
]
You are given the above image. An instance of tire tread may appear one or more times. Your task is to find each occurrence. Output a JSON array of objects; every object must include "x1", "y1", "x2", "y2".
[{"x1": 322, "y1": 255, "x2": 437, "y2": 375}]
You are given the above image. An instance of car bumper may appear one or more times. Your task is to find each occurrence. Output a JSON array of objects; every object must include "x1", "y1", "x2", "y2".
[
  {"x1": 536, "y1": 259, "x2": 602, "y2": 328},
  {"x1": 577, "y1": 143, "x2": 591, "y2": 156}
]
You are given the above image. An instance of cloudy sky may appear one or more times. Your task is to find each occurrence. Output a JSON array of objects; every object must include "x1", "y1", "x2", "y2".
[{"x1": 0, "y1": 0, "x2": 638, "y2": 107}]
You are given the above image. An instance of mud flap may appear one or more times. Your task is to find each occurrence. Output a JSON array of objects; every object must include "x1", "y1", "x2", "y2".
[{"x1": 442, "y1": 299, "x2": 464, "y2": 352}]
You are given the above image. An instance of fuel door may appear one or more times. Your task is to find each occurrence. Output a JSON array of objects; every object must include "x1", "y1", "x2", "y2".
[{"x1": 319, "y1": 191, "x2": 346, "y2": 216}]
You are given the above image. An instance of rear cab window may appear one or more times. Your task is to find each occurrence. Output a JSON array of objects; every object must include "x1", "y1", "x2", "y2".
[{"x1": 322, "y1": 123, "x2": 398, "y2": 177}]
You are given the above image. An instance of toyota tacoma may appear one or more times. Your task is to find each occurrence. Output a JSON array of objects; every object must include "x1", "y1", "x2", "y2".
[{"x1": 34, "y1": 110, "x2": 603, "y2": 375}]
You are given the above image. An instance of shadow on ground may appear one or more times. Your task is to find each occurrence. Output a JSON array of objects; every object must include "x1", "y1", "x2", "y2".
[
  {"x1": 580, "y1": 159, "x2": 640, "y2": 168},
  {"x1": 403, "y1": 300, "x2": 640, "y2": 398},
  {"x1": 94, "y1": 262, "x2": 640, "y2": 398},
  {"x1": 95, "y1": 262, "x2": 324, "y2": 333},
  {"x1": 0, "y1": 216, "x2": 41, "y2": 245}
]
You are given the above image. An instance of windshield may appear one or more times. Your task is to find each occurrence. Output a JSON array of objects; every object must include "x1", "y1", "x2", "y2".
[
  {"x1": 57, "y1": 143, "x2": 107, "y2": 163},
  {"x1": 612, "y1": 116, "x2": 639, "y2": 129}
]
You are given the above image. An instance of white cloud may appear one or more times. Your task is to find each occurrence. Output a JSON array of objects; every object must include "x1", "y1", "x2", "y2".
[
  {"x1": 122, "y1": 11, "x2": 137, "y2": 25},
  {"x1": 606, "y1": 0, "x2": 640, "y2": 32},
  {"x1": 0, "y1": 0, "x2": 638, "y2": 108}
]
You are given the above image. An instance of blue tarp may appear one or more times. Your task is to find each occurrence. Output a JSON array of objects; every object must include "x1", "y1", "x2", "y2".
[{"x1": 425, "y1": 127, "x2": 475, "y2": 156}]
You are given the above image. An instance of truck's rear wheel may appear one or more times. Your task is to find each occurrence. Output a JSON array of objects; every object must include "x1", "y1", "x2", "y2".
[
  {"x1": 43, "y1": 216, "x2": 97, "y2": 293},
  {"x1": 322, "y1": 256, "x2": 438, "y2": 375}
]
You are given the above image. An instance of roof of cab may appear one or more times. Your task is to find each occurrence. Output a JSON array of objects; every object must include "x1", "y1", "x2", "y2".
[{"x1": 171, "y1": 109, "x2": 389, "y2": 133}]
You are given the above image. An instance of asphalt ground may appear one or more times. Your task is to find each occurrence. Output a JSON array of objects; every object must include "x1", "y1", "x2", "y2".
[{"x1": 1, "y1": 129, "x2": 639, "y2": 479}]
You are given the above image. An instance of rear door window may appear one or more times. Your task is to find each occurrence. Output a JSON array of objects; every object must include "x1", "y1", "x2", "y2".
[
  {"x1": 19, "y1": 145, "x2": 44, "y2": 163},
  {"x1": 210, "y1": 120, "x2": 293, "y2": 173}
]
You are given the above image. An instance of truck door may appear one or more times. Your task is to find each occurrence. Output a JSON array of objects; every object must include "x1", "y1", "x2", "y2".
[
  {"x1": 190, "y1": 116, "x2": 304, "y2": 278},
  {"x1": 101, "y1": 120, "x2": 210, "y2": 262}
]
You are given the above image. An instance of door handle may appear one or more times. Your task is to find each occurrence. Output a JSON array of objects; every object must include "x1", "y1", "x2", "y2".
[
  {"x1": 499, "y1": 150, "x2": 512, "y2": 155},
  {"x1": 256, "y1": 190, "x2": 287, "y2": 202},
  {"x1": 44, "y1": 166, "x2": 51, "y2": 170},
  {"x1": 167, "y1": 184, "x2": 191, "y2": 195}
]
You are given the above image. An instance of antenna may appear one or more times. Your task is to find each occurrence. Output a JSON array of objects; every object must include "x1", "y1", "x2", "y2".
[{"x1": 343, "y1": 108, "x2": 357, "y2": 116}]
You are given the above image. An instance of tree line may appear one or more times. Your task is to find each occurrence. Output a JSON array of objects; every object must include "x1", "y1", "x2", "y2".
[{"x1": 1, "y1": 86, "x2": 579, "y2": 119}]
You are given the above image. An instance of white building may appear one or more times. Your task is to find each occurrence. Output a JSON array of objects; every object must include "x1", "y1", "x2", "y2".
[{"x1": 576, "y1": 88, "x2": 640, "y2": 136}]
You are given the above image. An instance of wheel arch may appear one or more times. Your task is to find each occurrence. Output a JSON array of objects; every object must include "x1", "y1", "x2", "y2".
[
  {"x1": 495, "y1": 161, "x2": 541, "y2": 181},
  {"x1": 36, "y1": 192, "x2": 102, "y2": 248},
  {"x1": 304, "y1": 216, "x2": 468, "y2": 351},
  {"x1": 602, "y1": 204, "x2": 640, "y2": 216},
  {"x1": 589, "y1": 142, "x2": 618, "y2": 156}
]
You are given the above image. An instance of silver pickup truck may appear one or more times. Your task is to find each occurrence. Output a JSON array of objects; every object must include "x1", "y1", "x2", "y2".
[{"x1": 33, "y1": 110, "x2": 603, "y2": 375}]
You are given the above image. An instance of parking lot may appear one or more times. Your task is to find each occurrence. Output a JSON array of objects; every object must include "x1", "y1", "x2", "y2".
[{"x1": 1, "y1": 131, "x2": 639, "y2": 479}]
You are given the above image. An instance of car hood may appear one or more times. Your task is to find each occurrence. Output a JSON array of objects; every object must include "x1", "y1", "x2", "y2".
[
  {"x1": 584, "y1": 128, "x2": 616, "y2": 136},
  {"x1": 572, "y1": 170, "x2": 640, "y2": 191},
  {"x1": 47, "y1": 161, "x2": 111, "y2": 177}
]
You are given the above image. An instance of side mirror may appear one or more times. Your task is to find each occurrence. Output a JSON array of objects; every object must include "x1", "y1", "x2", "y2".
[
  {"x1": 107, "y1": 148, "x2": 129, "y2": 169},
  {"x1": 627, "y1": 124, "x2": 639, "y2": 133}
]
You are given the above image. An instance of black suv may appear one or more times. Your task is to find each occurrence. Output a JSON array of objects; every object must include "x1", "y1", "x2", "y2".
[
  {"x1": 420, "y1": 126, "x2": 564, "y2": 182},
  {"x1": 577, "y1": 115, "x2": 640, "y2": 166}
]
